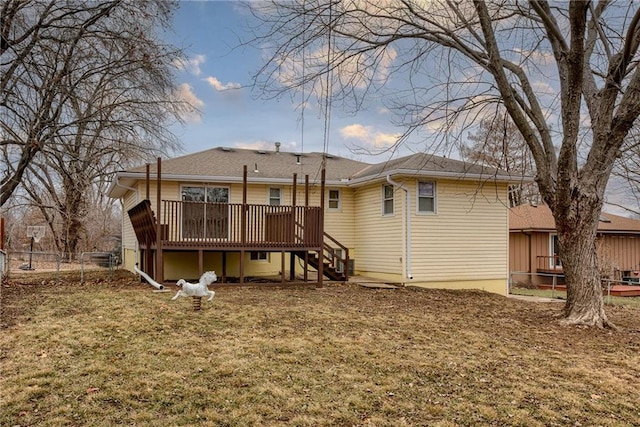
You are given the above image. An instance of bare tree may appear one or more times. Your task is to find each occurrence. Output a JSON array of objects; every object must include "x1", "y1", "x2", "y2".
[
  {"x1": 462, "y1": 111, "x2": 539, "y2": 207},
  {"x1": 1, "y1": 0, "x2": 189, "y2": 207},
  {"x1": 1, "y1": 0, "x2": 192, "y2": 258},
  {"x1": 248, "y1": 0, "x2": 640, "y2": 327}
]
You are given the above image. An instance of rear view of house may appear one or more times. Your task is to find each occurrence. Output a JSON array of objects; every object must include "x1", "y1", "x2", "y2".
[{"x1": 108, "y1": 145, "x2": 517, "y2": 295}]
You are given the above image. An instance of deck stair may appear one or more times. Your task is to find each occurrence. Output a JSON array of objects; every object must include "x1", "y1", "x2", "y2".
[
  {"x1": 293, "y1": 232, "x2": 349, "y2": 282},
  {"x1": 294, "y1": 250, "x2": 346, "y2": 281}
]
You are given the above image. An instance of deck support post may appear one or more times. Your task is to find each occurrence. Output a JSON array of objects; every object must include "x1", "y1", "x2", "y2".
[
  {"x1": 143, "y1": 164, "x2": 153, "y2": 282},
  {"x1": 304, "y1": 174, "x2": 310, "y2": 283},
  {"x1": 222, "y1": 252, "x2": 227, "y2": 283},
  {"x1": 318, "y1": 168, "x2": 325, "y2": 288},
  {"x1": 281, "y1": 250, "x2": 286, "y2": 284},
  {"x1": 290, "y1": 173, "x2": 297, "y2": 281},
  {"x1": 155, "y1": 157, "x2": 163, "y2": 284},
  {"x1": 198, "y1": 249, "x2": 204, "y2": 278},
  {"x1": 240, "y1": 165, "x2": 247, "y2": 286},
  {"x1": 145, "y1": 163, "x2": 150, "y2": 200}
]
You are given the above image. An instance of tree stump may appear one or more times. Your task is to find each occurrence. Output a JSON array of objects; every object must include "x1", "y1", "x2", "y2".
[{"x1": 192, "y1": 296, "x2": 202, "y2": 311}]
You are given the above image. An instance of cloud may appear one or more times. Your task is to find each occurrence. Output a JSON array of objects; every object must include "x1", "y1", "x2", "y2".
[
  {"x1": 174, "y1": 54, "x2": 206, "y2": 76},
  {"x1": 514, "y1": 48, "x2": 555, "y2": 65},
  {"x1": 341, "y1": 124, "x2": 370, "y2": 140},
  {"x1": 175, "y1": 83, "x2": 204, "y2": 123},
  {"x1": 205, "y1": 76, "x2": 242, "y2": 92},
  {"x1": 340, "y1": 124, "x2": 399, "y2": 148}
]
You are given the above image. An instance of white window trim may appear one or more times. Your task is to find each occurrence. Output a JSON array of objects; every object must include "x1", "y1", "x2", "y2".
[
  {"x1": 328, "y1": 188, "x2": 341, "y2": 211},
  {"x1": 250, "y1": 251, "x2": 269, "y2": 262},
  {"x1": 268, "y1": 187, "x2": 282, "y2": 206},
  {"x1": 180, "y1": 184, "x2": 231, "y2": 202},
  {"x1": 179, "y1": 184, "x2": 231, "y2": 240},
  {"x1": 382, "y1": 184, "x2": 394, "y2": 216},
  {"x1": 416, "y1": 181, "x2": 437, "y2": 215}
]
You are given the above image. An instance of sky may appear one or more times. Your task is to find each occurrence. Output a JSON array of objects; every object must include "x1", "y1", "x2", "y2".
[
  {"x1": 162, "y1": 1, "x2": 637, "y2": 215},
  {"x1": 165, "y1": 1, "x2": 411, "y2": 164}
]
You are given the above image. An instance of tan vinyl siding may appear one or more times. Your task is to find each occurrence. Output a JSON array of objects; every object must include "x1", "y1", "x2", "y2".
[
  {"x1": 324, "y1": 187, "x2": 356, "y2": 248},
  {"x1": 162, "y1": 251, "x2": 283, "y2": 280},
  {"x1": 122, "y1": 188, "x2": 140, "y2": 250},
  {"x1": 408, "y1": 179, "x2": 509, "y2": 282},
  {"x1": 354, "y1": 182, "x2": 403, "y2": 277}
]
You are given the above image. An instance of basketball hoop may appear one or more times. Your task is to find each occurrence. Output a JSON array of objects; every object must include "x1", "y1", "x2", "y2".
[
  {"x1": 22, "y1": 225, "x2": 45, "y2": 271},
  {"x1": 27, "y1": 225, "x2": 45, "y2": 243}
]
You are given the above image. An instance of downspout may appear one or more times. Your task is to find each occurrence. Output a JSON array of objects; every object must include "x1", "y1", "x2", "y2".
[
  {"x1": 386, "y1": 175, "x2": 413, "y2": 281},
  {"x1": 114, "y1": 176, "x2": 140, "y2": 268}
]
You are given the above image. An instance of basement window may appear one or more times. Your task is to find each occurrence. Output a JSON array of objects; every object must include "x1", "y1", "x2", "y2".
[{"x1": 250, "y1": 251, "x2": 269, "y2": 262}]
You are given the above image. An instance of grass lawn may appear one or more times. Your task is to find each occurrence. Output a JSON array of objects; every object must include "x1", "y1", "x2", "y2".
[
  {"x1": 510, "y1": 287, "x2": 640, "y2": 308},
  {"x1": 2, "y1": 270, "x2": 640, "y2": 426}
]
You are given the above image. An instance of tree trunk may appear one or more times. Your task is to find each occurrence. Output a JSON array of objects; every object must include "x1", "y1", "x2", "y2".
[
  {"x1": 61, "y1": 187, "x2": 87, "y2": 262},
  {"x1": 556, "y1": 214, "x2": 612, "y2": 328}
]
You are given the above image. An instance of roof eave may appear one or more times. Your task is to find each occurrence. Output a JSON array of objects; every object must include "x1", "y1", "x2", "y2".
[
  {"x1": 106, "y1": 171, "x2": 350, "y2": 199},
  {"x1": 346, "y1": 168, "x2": 526, "y2": 186}
]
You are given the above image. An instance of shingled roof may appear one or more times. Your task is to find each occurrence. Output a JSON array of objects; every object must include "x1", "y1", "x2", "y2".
[
  {"x1": 510, "y1": 204, "x2": 640, "y2": 234},
  {"x1": 351, "y1": 152, "x2": 512, "y2": 180},
  {"x1": 129, "y1": 147, "x2": 369, "y2": 182},
  {"x1": 108, "y1": 146, "x2": 523, "y2": 198}
]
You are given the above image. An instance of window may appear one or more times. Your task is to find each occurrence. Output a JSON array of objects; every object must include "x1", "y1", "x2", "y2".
[
  {"x1": 417, "y1": 181, "x2": 436, "y2": 213},
  {"x1": 181, "y1": 186, "x2": 229, "y2": 239},
  {"x1": 328, "y1": 189, "x2": 340, "y2": 210},
  {"x1": 383, "y1": 184, "x2": 394, "y2": 215},
  {"x1": 250, "y1": 251, "x2": 268, "y2": 261},
  {"x1": 269, "y1": 187, "x2": 281, "y2": 205}
]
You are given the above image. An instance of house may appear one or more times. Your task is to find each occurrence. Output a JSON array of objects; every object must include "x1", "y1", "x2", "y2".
[
  {"x1": 509, "y1": 203, "x2": 640, "y2": 285},
  {"x1": 107, "y1": 145, "x2": 516, "y2": 295}
]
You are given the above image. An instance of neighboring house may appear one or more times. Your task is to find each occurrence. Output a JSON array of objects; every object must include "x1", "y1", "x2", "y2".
[
  {"x1": 509, "y1": 203, "x2": 640, "y2": 285},
  {"x1": 107, "y1": 145, "x2": 516, "y2": 295}
]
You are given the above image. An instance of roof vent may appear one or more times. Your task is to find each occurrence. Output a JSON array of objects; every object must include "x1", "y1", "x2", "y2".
[
  {"x1": 258, "y1": 150, "x2": 266, "y2": 154},
  {"x1": 221, "y1": 147, "x2": 232, "y2": 152},
  {"x1": 275, "y1": 141, "x2": 281, "y2": 153},
  {"x1": 254, "y1": 163, "x2": 259, "y2": 173},
  {"x1": 296, "y1": 154, "x2": 302, "y2": 164},
  {"x1": 599, "y1": 215, "x2": 611, "y2": 223}
]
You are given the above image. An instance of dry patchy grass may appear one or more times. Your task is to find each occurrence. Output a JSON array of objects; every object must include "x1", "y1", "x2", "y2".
[{"x1": 2, "y1": 270, "x2": 640, "y2": 426}]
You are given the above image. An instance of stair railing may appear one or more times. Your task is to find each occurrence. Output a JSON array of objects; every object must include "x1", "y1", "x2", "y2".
[{"x1": 322, "y1": 232, "x2": 349, "y2": 281}]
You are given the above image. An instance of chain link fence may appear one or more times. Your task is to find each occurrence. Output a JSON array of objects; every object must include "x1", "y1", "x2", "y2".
[{"x1": 4, "y1": 250, "x2": 120, "y2": 283}]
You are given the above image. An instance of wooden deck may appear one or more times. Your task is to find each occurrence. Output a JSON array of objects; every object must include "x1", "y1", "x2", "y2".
[
  {"x1": 537, "y1": 283, "x2": 640, "y2": 297},
  {"x1": 127, "y1": 198, "x2": 348, "y2": 284}
]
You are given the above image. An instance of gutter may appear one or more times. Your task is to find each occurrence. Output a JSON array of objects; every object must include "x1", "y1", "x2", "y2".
[
  {"x1": 350, "y1": 169, "x2": 530, "y2": 186},
  {"x1": 112, "y1": 172, "x2": 349, "y2": 187},
  {"x1": 386, "y1": 175, "x2": 413, "y2": 281}
]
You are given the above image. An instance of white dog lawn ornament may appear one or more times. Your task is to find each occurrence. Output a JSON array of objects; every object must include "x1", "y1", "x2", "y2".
[{"x1": 171, "y1": 271, "x2": 217, "y2": 305}]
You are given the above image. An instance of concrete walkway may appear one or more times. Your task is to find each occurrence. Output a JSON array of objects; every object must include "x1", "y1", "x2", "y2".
[
  {"x1": 348, "y1": 275, "x2": 402, "y2": 289},
  {"x1": 507, "y1": 294, "x2": 565, "y2": 303}
]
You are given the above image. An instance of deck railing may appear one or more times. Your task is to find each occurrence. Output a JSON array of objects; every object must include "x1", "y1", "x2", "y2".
[
  {"x1": 536, "y1": 255, "x2": 562, "y2": 271},
  {"x1": 160, "y1": 200, "x2": 323, "y2": 248}
]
